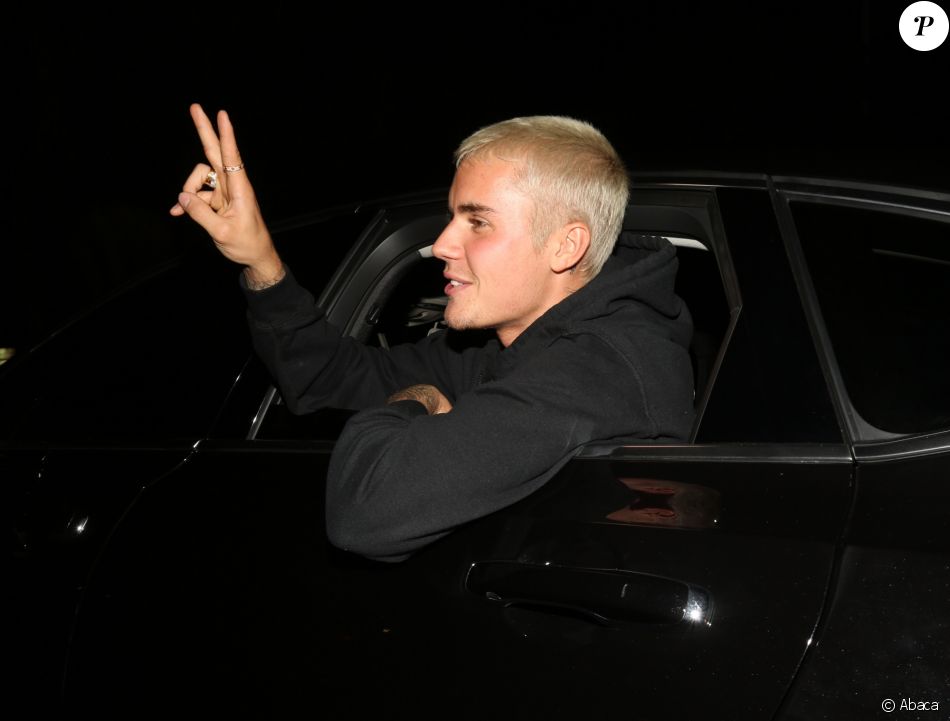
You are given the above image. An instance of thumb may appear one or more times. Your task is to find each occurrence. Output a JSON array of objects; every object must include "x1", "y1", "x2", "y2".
[{"x1": 176, "y1": 192, "x2": 223, "y2": 236}]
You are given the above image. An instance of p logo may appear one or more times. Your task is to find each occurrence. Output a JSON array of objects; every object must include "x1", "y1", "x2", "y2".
[{"x1": 900, "y1": 1, "x2": 948, "y2": 50}]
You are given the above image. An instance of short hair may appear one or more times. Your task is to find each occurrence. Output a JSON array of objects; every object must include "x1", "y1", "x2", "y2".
[{"x1": 454, "y1": 116, "x2": 629, "y2": 277}]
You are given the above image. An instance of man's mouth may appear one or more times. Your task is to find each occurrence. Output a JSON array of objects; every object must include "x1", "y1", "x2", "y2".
[{"x1": 445, "y1": 279, "x2": 471, "y2": 296}]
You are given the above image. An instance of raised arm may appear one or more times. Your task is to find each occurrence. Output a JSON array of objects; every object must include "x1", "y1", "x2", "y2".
[{"x1": 170, "y1": 104, "x2": 284, "y2": 289}]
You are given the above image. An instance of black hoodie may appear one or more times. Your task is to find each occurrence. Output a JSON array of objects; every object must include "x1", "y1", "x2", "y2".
[{"x1": 243, "y1": 232, "x2": 694, "y2": 562}]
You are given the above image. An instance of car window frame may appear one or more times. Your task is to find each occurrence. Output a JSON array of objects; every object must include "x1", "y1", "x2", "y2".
[{"x1": 246, "y1": 182, "x2": 745, "y2": 447}]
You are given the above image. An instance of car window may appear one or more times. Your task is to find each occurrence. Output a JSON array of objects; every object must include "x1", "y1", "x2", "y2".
[
  {"x1": 255, "y1": 229, "x2": 732, "y2": 442},
  {"x1": 792, "y1": 200, "x2": 950, "y2": 436},
  {"x1": 696, "y1": 187, "x2": 843, "y2": 444},
  {"x1": 670, "y1": 238, "x2": 731, "y2": 425},
  {"x1": 365, "y1": 255, "x2": 453, "y2": 349}
]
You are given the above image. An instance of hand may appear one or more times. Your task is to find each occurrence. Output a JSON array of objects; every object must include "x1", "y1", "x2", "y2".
[
  {"x1": 170, "y1": 104, "x2": 283, "y2": 286},
  {"x1": 387, "y1": 384, "x2": 453, "y2": 415}
]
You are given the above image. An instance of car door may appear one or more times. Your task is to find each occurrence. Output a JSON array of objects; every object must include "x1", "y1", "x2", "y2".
[
  {"x1": 60, "y1": 181, "x2": 853, "y2": 720},
  {"x1": 1, "y1": 251, "x2": 253, "y2": 717},
  {"x1": 769, "y1": 179, "x2": 950, "y2": 720}
]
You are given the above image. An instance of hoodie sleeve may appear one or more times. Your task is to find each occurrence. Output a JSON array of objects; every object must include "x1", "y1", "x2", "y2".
[
  {"x1": 240, "y1": 267, "x2": 473, "y2": 413},
  {"x1": 325, "y1": 331, "x2": 672, "y2": 562}
]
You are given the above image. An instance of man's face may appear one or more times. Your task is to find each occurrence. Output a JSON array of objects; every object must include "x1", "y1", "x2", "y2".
[{"x1": 433, "y1": 156, "x2": 559, "y2": 347}]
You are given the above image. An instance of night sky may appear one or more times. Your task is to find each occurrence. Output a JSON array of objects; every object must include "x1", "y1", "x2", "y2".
[{"x1": 9, "y1": 1, "x2": 950, "y2": 352}]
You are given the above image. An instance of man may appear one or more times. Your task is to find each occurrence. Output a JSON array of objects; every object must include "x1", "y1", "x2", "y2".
[{"x1": 172, "y1": 105, "x2": 695, "y2": 562}]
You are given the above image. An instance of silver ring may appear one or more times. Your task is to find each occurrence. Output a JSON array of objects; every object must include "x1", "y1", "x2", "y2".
[
  {"x1": 204, "y1": 170, "x2": 218, "y2": 189},
  {"x1": 224, "y1": 163, "x2": 245, "y2": 173}
]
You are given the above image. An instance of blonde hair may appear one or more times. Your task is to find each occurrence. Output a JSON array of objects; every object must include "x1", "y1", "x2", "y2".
[{"x1": 455, "y1": 116, "x2": 629, "y2": 277}]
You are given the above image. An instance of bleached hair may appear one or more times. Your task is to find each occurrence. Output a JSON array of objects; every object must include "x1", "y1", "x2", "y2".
[{"x1": 454, "y1": 116, "x2": 629, "y2": 277}]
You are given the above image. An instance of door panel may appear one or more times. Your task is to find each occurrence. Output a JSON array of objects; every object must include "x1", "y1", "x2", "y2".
[
  {"x1": 380, "y1": 448, "x2": 852, "y2": 720},
  {"x1": 62, "y1": 445, "x2": 851, "y2": 720}
]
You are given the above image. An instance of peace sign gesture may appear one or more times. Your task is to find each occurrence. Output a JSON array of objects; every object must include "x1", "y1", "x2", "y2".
[{"x1": 170, "y1": 104, "x2": 284, "y2": 287}]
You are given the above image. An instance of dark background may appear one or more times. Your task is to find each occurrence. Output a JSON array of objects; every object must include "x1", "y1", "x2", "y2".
[{"x1": 7, "y1": 1, "x2": 949, "y2": 353}]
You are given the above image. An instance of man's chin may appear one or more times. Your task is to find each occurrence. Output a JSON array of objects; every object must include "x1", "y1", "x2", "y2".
[
  {"x1": 444, "y1": 309, "x2": 487, "y2": 333},
  {"x1": 444, "y1": 317, "x2": 472, "y2": 331}
]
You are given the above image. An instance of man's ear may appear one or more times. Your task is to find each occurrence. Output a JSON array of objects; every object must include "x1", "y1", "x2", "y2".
[{"x1": 550, "y1": 223, "x2": 591, "y2": 273}]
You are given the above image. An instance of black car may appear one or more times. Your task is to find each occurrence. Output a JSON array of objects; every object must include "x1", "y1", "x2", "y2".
[{"x1": 4, "y1": 173, "x2": 949, "y2": 719}]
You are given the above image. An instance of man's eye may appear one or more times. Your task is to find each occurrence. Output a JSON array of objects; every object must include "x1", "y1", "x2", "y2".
[{"x1": 470, "y1": 218, "x2": 488, "y2": 230}]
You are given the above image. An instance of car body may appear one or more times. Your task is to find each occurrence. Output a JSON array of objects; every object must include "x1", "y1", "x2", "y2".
[{"x1": 3, "y1": 172, "x2": 949, "y2": 719}]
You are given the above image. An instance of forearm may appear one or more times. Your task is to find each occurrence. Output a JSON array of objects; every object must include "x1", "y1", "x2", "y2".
[
  {"x1": 323, "y1": 334, "x2": 678, "y2": 563},
  {"x1": 325, "y1": 404, "x2": 493, "y2": 562},
  {"x1": 241, "y1": 266, "x2": 459, "y2": 413},
  {"x1": 242, "y1": 268, "x2": 391, "y2": 412},
  {"x1": 324, "y1": 390, "x2": 580, "y2": 562}
]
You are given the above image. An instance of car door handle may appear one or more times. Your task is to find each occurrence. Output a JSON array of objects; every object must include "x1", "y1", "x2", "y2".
[{"x1": 465, "y1": 561, "x2": 711, "y2": 625}]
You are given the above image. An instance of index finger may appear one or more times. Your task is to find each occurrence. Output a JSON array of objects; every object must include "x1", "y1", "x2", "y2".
[{"x1": 190, "y1": 103, "x2": 223, "y2": 170}]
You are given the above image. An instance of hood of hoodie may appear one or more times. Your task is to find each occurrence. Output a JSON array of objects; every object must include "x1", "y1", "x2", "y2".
[{"x1": 498, "y1": 231, "x2": 693, "y2": 363}]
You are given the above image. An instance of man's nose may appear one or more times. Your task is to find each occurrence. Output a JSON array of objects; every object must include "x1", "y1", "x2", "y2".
[{"x1": 432, "y1": 223, "x2": 461, "y2": 261}]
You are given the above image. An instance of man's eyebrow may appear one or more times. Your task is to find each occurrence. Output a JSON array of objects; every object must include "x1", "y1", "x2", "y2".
[{"x1": 448, "y1": 202, "x2": 496, "y2": 216}]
